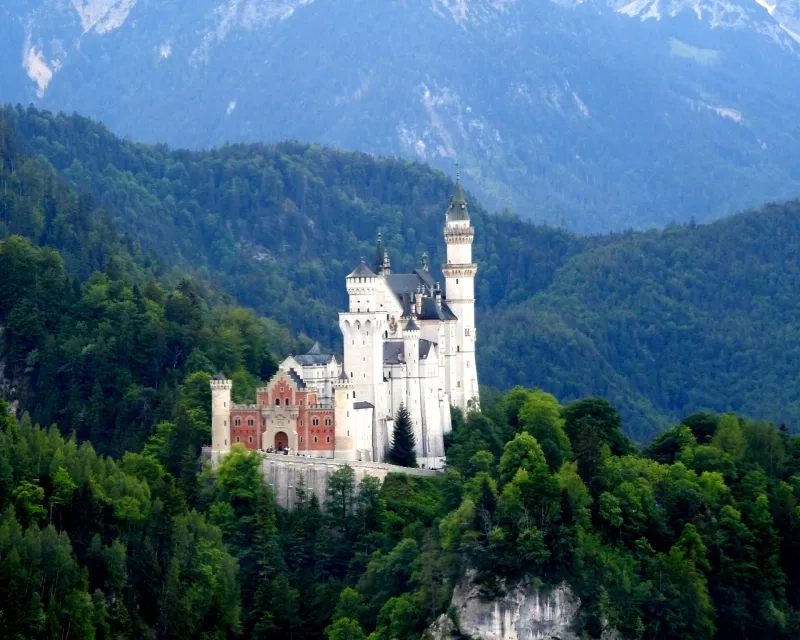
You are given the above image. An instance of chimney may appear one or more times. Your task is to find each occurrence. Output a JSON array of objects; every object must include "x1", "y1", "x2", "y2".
[
  {"x1": 434, "y1": 282, "x2": 442, "y2": 309},
  {"x1": 415, "y1": 284, "x2": 423, "y2": 316}
]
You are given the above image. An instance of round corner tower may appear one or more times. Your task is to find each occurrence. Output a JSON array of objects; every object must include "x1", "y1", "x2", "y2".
[{"x1": 210, "y1": 374, "x2": 233, "y2": 453}]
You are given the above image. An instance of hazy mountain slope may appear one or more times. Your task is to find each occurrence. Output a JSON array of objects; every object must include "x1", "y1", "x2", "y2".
[
  {"x1": 8, "y1": 106, "x2": 800, "y2": 441},
  {"x1": 3, "y1": 0, "x2": 800, "y2": 231}
]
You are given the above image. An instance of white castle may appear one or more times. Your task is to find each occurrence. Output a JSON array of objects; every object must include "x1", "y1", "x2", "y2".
[{"x1": 211, "y1": 175, "x2": 479, "y2": 469}]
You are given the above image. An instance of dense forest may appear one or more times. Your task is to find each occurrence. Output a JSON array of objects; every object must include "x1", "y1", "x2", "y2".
[
  {"x1": 3, "y1": 385, "x2": 800, "y2": 639},
  {"x1": 4, "y1": 105, "x2": 800, "y2": 441}
]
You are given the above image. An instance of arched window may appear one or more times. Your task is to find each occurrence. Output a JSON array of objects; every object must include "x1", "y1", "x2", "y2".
[
  {"x1": 247, "y1": 419, "x2": 254, "y2": 426},
  {"x1": 300, "y1": 437, "x2": 304, "y2": 443},
  {"x1": 299, "y1": 420, "x2": 303, "y2": 426},
  {"x1": 325, "y1": 418, "x2": 332, "y2": 426},
  {"x1": 248, "y1": 436, "x2": 253, "y2": 443},
  {"x1": 275, "y1": 398, "x2": 281, "y2": 406},
  {"x1": 312, "y1": 418, "x2": 319, "y2": 426},
  {"x1": 313, "y1": 436, "x2": 318, "y2": 443},
  {"x1": 285, "y1": 398, "x2": 289, "y2": 406},
  {"x1": 235, "y1": 418, "x2": 241, "y2": 426},
  {"x1": 236, "y1": 436, "x2": 240, "y2": 443},
  {"x1": 326, "y1": 436, "x2": 331, "y2": 443}
]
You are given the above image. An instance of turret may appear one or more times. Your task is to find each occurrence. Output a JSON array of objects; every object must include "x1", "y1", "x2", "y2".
[
  {"x1": 373, "y1": 233, "x2": 385, "y2": 273},
  {"x1": 210, "y1": 373, "x2": 233, "y2": 453},
  {"x1": 442, "y1": 172, "x2": 480, "y2": 412},
  {"x1": 346, "y1": 258, "x2": 378, "y2": 312},
  {"x1": 333, "y1": 371, "x2": 357, "y2": 460}
]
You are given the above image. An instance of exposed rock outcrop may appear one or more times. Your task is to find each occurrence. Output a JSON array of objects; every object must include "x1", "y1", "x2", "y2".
[{"x1": 429, "y1": 569, "x2": 619, "y2": 640}]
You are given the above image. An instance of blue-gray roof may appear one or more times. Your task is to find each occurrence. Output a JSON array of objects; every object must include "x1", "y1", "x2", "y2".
[
  {"x1": 348, "y1": 260, "x2": 375, "y2": 277},
  {"x1": 295, "y1": 341, "x2": 334, "y2": 366}
]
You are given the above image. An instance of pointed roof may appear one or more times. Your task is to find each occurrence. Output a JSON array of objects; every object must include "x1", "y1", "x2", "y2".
[
  {"x1": 212, "y1": 372, "x2": 227, "y2": 381},
  {"x1": 338, "y1": 369, "x2": 349, "y2": 381},
  {"x1": 348, "y1": 258, "x2": 375, "y2": 278},
  {"x1": 446, "y1": 172, "x2": 470, "y2": 223},
  {"x1": 405, "y1": 317, "x2": 420, "y2": 333},
  {"x1": 295, "y1": 341, "x2": 334, "y2": 366}
]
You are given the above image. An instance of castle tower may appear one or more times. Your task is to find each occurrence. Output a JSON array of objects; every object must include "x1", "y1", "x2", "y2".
[
  {"x1": 442, "y1": 173, "x2": 480, "y2": 412},
  {"x1": 210, "y1": 373, "x2": 233, "y2": 453},
  {"x1": 339, "y1": 259, "x2": 388, "y2": 459},
  {"x1": 403, "y1": 316, "x2": 424, "y2": 458},
  {"x1": 333, "y1": 371, "x2": 357, "y2": 460}
]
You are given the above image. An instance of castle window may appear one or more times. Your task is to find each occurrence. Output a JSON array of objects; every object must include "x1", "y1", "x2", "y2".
[
  {"x1": 224, "y1": 420, "x2": 227, "y2": 426},
  {"x1": 457, "y1": 381, "x2": 461, "y2": 387},
  {"x1": 300, "y1": 400, "x2": 303, "y2": 405},
  {"x1": 313, "y1": 418, "x2": 319, "y2": 426},
  {"x1": 224, "y1": 402, "x2": 227, "y2": 408},
  {"x1": 275, "y1": 398, "x2": 281, "y2": 405},
  {"x1": 465, "y1": 328, "x2": 470, "y2": 336},
  {"x1": 247, "y1": 419, "x2": 254, "y2": 426},
  {"x1": 300, "y1": 437, "x2": 304, "y2": 443},
  {"x1": 285, "y1": 398, "x2": 289, "y2": 406},
  {"x1": 325, "y1": 418, "x2": 332, "y2": 426},
  {"x1": 456, "y1": 279, "x2": 459, "y2": 284},
  {"x1": 248, "y1": 436, "x2": 253, "y2": 443},
  {"x1": 225, "y1": 439, "x2": 227, "y2": 445},
  {"x1": 353, "y1": 391, "x2": 356, "y2": 398},
  {"x1": 326, "y1": 436, "x2": 331, "y2": 443},
  {"x1": 300, "y1": 420, "x2": 303, "y2": 426},
  {"x1": 235, "y1": 418, "x2": 241, "y2": 426},
  {"x1": 314, "y1": 436, "x2": 318, "y2": 443},
  {"x1": 236, "y1": 436, "x2": 240, "y2": 443},
  {"x1": 347, "y1": 430, "x2": 350, "y2": 436}
]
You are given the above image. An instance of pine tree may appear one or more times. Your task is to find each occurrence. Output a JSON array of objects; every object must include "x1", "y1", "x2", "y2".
[{"x1": 389, "y1": 404, "x2": 417, "y2": 468}]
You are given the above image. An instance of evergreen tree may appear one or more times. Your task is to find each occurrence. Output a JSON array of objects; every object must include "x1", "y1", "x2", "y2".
[{"x1": 389, "y1": 404, "x2": 416, "y2": 468}]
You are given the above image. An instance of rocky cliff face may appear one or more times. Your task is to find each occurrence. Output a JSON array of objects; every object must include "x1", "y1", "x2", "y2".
[{"x1": 425, "y1": 570, "x2": 618, "y2": 640}]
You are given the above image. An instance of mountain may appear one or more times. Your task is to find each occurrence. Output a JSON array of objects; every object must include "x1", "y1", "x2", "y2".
[
  {"x1": 2, "y1": 1, "x2": 800, "y2": 231},
  {"x1": 6, "y1": 105, "x2": 800, "y2": 442}
]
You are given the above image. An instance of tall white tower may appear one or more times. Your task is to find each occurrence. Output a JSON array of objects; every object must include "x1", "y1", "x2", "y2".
[
  {"x1": 442, "y1": 174, "x2": 480, "y2": 412},
  {"x1": 339, "y1": 259, "x2": 388, "y2": 459},
  {"x1": 210, "y1": 373, "x2": 233, "y2": 453}
]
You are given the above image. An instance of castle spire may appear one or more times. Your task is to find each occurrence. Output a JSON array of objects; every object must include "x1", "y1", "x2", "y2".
[
  {"x1": 373, "y1": 232, "x2": 385, "y2": 273},
  {"x1": 446, "y1": 170, "x2": 470, "y2": 223},
  {"x1": 382, "y1": 249, "x2": 392, "y2": 275}
]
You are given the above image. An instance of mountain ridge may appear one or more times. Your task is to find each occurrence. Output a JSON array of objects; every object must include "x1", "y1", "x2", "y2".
[{"x1": 3, "y1": 0, "x2": 800, "y2": 231}]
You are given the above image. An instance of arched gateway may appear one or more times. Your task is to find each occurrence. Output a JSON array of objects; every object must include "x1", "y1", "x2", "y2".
[{"x1": 275, "y1": 431, "x2": 289, "y2": 451}]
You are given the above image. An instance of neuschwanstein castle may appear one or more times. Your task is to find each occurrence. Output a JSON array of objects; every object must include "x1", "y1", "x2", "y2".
[{"x1": 211, "y1": 176, "x2": 479, "y2": 468}]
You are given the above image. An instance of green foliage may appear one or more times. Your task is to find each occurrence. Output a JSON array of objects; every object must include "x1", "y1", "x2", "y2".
[{"x1": 389, "y1": 404, "x2": 417, "y2": 468}]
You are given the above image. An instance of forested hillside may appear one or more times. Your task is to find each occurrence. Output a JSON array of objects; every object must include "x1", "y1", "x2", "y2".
[
  {"x1": 481, "y1": 202, "x2": 800, "y2": 440},
  {"x1": 3, "y1": 386, "x2": 800, "y2": 638},
  {"x1": 4, "y1": 105, "x2": 800, "y2": 441},
  {"x1": 0, "y1": 108, "x2": 297, "y2": 457}
]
